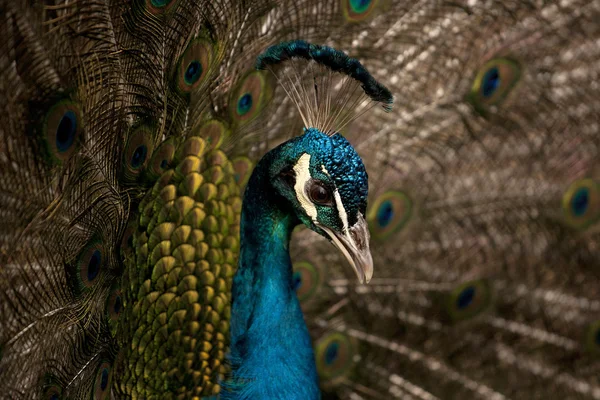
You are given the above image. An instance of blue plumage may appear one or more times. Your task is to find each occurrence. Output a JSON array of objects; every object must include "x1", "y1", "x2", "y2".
[
  {"x1": 572, "y1": 187, "x2": 590, "y2": 216},
  {"x1": 227, "y1": 129, "x2": 371, "y2": 399},
  {"x1": 456, "y1": 286, "x2": 476, "y2": 310},
  {"x1": 481, "y1": 67, "x2": 500, "y2": 98},
  {"x1": 184, "y1": 61, "x2": 203, "y2": 84},
  {"x1": 55, "y1": 111, "x2": 77, "y2": 152}
]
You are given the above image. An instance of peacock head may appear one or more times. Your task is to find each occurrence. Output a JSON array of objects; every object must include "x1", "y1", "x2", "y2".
[
  {"x1": 268, "y1": 127, "x2": 373, "y2": 283},
  {"x1": 254, "y1": 40, "x2": 392, "y2": 283}
]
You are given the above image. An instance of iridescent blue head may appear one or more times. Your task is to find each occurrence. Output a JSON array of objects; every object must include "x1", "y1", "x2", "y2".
[
  {"x1": 254, "y1": 40, "x2": 393, "y2": 283},
  {"x1": 266, "y1": 128, "x2": 373, "y2": 283}
]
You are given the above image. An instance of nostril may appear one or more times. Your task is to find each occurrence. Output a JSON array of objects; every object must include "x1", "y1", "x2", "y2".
[
  {"x1": 349, "y1": 213, "x2": 369, "y2": 250},
  {"x1": 350, "y1": 226, "x2": 364, "y2": 249}
]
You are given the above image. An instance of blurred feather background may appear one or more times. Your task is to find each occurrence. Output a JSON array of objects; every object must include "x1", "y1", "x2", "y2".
[{"x1": 1, "y1": 0, "x2": 599, "y2": 398}]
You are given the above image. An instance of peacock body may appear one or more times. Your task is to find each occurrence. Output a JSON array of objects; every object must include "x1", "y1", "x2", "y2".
[{"x1": 1, "y1": 0, "x2": 600, "y2": 399}]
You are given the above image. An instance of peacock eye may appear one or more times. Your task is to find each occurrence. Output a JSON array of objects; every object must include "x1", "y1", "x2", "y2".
[{"x1": 309, "y1": 181, "x2": 332, "y2": 205}]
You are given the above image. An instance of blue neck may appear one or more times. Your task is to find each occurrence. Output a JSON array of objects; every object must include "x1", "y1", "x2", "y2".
[{"x1": 225, "y1": 159, "x2": 320, "y2": 399}]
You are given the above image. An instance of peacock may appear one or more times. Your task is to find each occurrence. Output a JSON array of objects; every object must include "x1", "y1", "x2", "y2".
[{"x1": 1, "y1": 0, "x2": 600, "y2": 399}]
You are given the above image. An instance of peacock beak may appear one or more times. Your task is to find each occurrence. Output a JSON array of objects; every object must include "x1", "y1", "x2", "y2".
[{"x1": 318, "y1": 213, "x2": 373, "y2": 284}]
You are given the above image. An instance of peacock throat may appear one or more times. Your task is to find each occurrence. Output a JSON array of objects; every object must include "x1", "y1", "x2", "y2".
[
  {"x1": 227, "y1": 128, "x2": 374, "y2": 399},
  {"x1": 220, "y1": 40, "x2": 393, "y2": 397}
]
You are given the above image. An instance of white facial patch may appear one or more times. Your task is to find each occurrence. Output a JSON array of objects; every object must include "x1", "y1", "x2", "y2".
[
  {"x1": 293, "y1": 154, "x2": 318, "y2": 222},
  {"x1": 322, "y1": 164, "x2": 349, "y2": 232},
  {"x1": 333, "y1": 188, "x2": 349, "y2": 234},
  {"x1": 294, "y1": 157, "x2": 349, "y2": 232}
]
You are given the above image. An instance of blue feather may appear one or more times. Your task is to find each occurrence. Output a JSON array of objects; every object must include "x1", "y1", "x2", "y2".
[
  {"x1": 226, "y1": 169, "x2": 320, "y2": 400},
  {"x1": 225, "y1": 129, "x2": 369, "y2": 399}
]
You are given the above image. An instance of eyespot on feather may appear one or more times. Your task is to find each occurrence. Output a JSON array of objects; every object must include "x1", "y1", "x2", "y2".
[
  {"x1": 443, "y1": 279, "x2": 493, "y2": 323},
  {"x1": 122, "y1": 127, "x2": 155, "y2": 182},
  {"x1": 467, "y1": 58, "x2": 520, "y2": 115},
  {"x1": 231, "y1": 156, "x2": 253, "y2": 188},
  {"x1": 43, "y1": 99, "x2": 83, "y2": 164},
  {"x1": 468, "y1": 58, "x2": 521, "y2": 115},
  {"x1": 194, "y1": 119, "x2": 229, "y2": 150},
  {"x1": 93, "y1": 361, "x2": 112, "y2": 400},
  {"x1": 367, "y1": 191, "x2": 412, "y2": 241},
  {"x1": 562, "y1": 179, "x2": 600, "y2": 230},
  {"x1": 292, "y1": 261, "x2": 321, "y2": 303},
  {"x1": 229, "y1": 70, "x2": 273, "y2": 124},
  {"x1": 43, "y1": 384, "x2": 63, "y2": 400},
  {"x1": 584, "y1": 320, "x2": 600, "y2": 357},
  {"x1": 176, "y1": 39, "x2": 214, "y2": 94},
  {"x1": 148, "y1": 138, "x2": 177, "y2": 179},
  {"x1": 146, "y1": 0, "x2": 178, "y2": 14},
  {"x1": 106, "y1": 285, "x2": 123, "y2": 336},
  {"x1": 315, "y1": 332, "x2": 355, "y2": 382},
  {"x1": 77, "y1": 240, "x2": 104, "y2": 290},
  {"x1": 106, "y1": 285, "x2": 123, "y2": 322},
  {"x1": 342, "y1": 0, "x2": 379, "y2": 22}
]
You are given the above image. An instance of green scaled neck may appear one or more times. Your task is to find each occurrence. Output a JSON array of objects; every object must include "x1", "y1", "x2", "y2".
[{"x1": 225, "y1": 149, "x2": 320, "y2": 400}]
